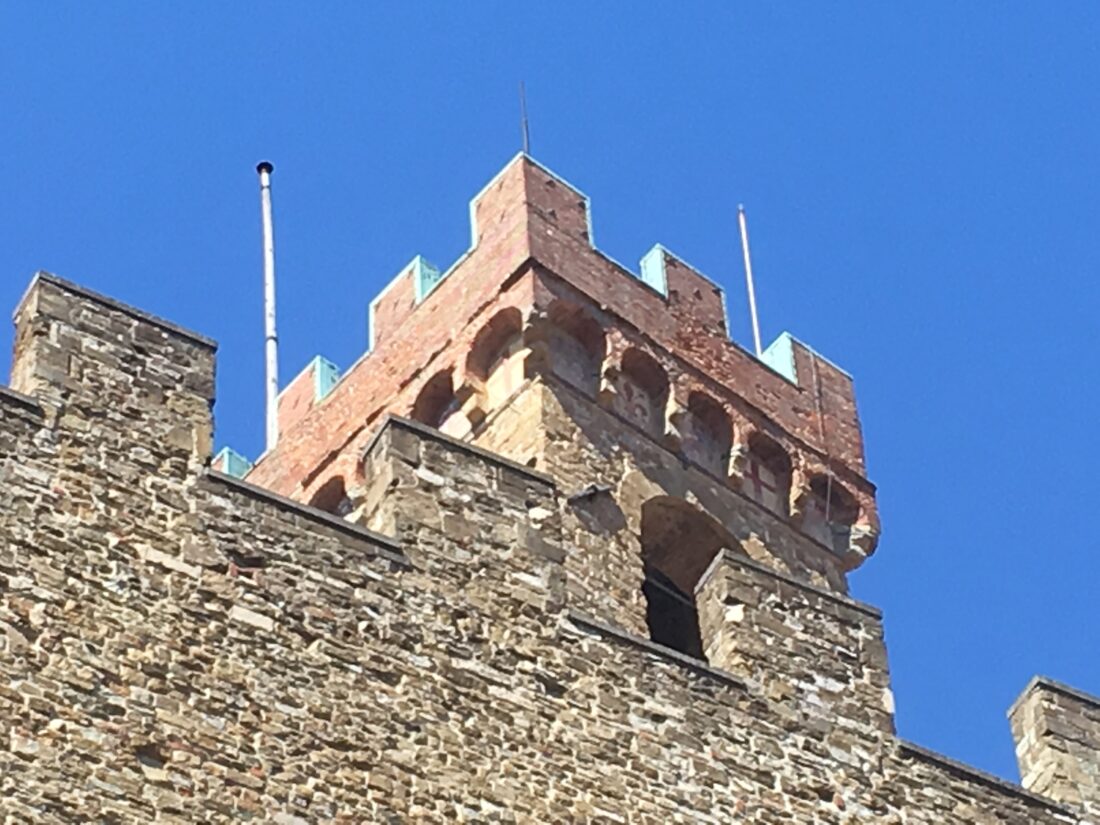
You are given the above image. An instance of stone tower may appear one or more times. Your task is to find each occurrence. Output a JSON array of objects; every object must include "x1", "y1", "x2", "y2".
[
  {"x1": 245, "y1": 154, "x2": 880, "y2": 646},
  {"x1": 2, "y1": 155, "x2": 1097, "y2": 822}
]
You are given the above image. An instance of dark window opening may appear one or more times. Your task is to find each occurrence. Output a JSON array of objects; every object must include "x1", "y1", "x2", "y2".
[
  {"x1": 639, "y1": 496, "x2": 739, "y2": 661},
  {"x1": 643, "y1": 564, "x2": 704, "y2": 659}
]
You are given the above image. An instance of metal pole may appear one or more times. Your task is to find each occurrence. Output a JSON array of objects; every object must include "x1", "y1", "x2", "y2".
[
  {"x1": 519, "y1": 81, "x2": 530, "y2": 154},
  {"x1": 257, "y1": 161, "x2": 279, "y2": 452},
  {"x1": 738, "y1": 204, "x2": 763, "y2": 357}
]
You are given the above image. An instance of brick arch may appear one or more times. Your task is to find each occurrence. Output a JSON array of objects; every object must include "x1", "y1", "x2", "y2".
[
  {"x1": 793, "y1": 472, "x2": 859, "y2": 555},
  {"x1": 738, "y1": 429, "x2": 792, "y2": 517},
  {"x1": 466, "y1": 308, "x2": 523, "y2": 382},
  {"x1": 465, "y1": 307, "x2": 526, "y2": 414},
  {"x1": 410, "y1": 368, "x2": 457, "y2": 429}
]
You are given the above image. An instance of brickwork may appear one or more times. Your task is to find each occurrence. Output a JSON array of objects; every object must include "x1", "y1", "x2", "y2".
[{"x1": 2, "y1": 159, "x2": 1097, "y2": 821}]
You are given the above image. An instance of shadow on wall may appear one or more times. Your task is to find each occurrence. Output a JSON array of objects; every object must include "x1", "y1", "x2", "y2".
[{"x1": 309, "y1": 475, "x2": 350, "y2": 516}]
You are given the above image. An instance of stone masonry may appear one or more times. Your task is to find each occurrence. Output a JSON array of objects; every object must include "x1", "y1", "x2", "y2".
[{"x1": 2, "y1": 155, "x2": 1098, "y2": 822}]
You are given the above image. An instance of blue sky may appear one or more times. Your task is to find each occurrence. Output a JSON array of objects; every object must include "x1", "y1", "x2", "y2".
[{"x1": 2, "y1": 4, "x2": 1097, "y2": 781}]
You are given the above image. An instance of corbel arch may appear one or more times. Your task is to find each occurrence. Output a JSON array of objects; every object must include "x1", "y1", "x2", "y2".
[
  {"x1": 734, "y1": 428, "x2": 792, "y2": 516},
  {"x1": 465, "y1": 307, "x2": 526, "y2": 419},
  {"x1": 792, "y1": 471, "x2": 860, "y2": 558},
  {"x1": 680, "y1": 391, "x2": 733, "y2": 477},
  {"x1": 611, "y1": 347, "x2": 670, "y2": 438},
  {"x1": 538, "y1": 299, "x2": 605, "y2": 398}
]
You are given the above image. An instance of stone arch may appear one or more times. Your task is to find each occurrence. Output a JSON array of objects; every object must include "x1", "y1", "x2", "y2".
[
  {"x1": 544, "y1": 300, "x2": 605, "y2": 397},
  {"x1": 639, "y1": 496, "x2": 738, "y2": 659},
  {"x1": 466, "y1": 307, "x2": 525, "y2": 409},
  {"x1": 309, "y1": 475, "x2": 349, "y2": 516},
  {"x1": 739, "y1": 431, "x2": 792, "y2": 516},
  {"x1": 681, "y1": 391, "x2": 732, "y2": 476},
  {"x1": 614, "y1": 348, "x2": 669, "y2": 437},
  {"x1": 410, "y1": 368, "x2": 458, "y2": 430}
]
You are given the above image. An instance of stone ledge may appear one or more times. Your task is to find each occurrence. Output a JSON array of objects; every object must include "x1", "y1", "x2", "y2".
[
  {"x1": 364, "y1": 414, "x2": 556, "y2": 487},
  {"x1": 202, "y1": 470, "x2": 410, "y2": 567},
  {"x1": 896, "y1": 740, "x2": 1074, "y2": 816},
  {"x1": 564, "y1": 609, "x2": 747, "y2": 691},
  {"x1": 16, "y1": 271, "x2": 218, "y2": 351},
  {"x1": 1008, "y1": 675, "x2": 1100, "y2": 719},
  {"x1": 0, "y1": 385, "x2": 45, "y2": 417},
  {"x1": 694, "y1": 548, "x2": 883, "y2": 620}
]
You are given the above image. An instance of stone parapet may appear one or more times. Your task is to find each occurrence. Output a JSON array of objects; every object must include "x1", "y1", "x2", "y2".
[
  {"x1": 359, "y1": 415, "x2": 566, "y2": 616},
  {"x1": 11, "y1": 272, "x2": 216, "y2": 479},
  {"x1": 1010, "y1": 677, "x2": 1100, "y2": 817},
  {"x1": 695, "y1": 548, "x2": 894, "y2": 739}
]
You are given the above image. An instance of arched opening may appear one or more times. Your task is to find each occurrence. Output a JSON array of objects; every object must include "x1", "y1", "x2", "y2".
[
  {"x1": 411, "y1": 369, "x2": 459, "y2": 430},
  {"x1": 801, "y1": 474, "x2": 859, "y2": 555},
  {"x1": 614, "y1": 349, "x2": 669, "y2": 437},
  {"x1": 741, "y1": 432, "x2": 792, "y2": 516},
  {"x1": 682, "y1": 392, "x2": 732, "y2": 476},
  {"x1": 545, "y1": 301, "x2": 605, "y2": 397},
  {"x1": 466, "y1": 308, "x2": 525, "y2": 410},
  {"x1": 640, "y1": 497, "x2": 737, "y2": 660},
  {"x1": 309, "y1": 475, "x2": 349, "y2": 516}
]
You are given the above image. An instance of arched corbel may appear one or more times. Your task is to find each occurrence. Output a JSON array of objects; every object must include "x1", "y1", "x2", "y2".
[
  {"x1": 787, "y1": 460, "x2": 816, "y2": 527},
  {"x1": 596, "y1": 362, "x2": 620, "y2": 410},
  {"x1": 520, "y1": 307, "x2": 552, "y2": 373},
  {"x1": 728, "y1": 422, "x2": 758, "y2": 483},
  {"x1": 660, "y1": 380, "x2": 686, "y2": 455},
  {"x1": 664, "y1": 398, "x2": 687, "y2": 453}
]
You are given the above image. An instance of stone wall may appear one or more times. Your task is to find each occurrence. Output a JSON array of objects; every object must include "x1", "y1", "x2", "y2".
[
  {"x1": 1011, "y1": 677, "x2": 1100, "y2": 817},
  {"x1": 472, "y1": 376, "x2": 859, "y2": 637},
  {"x1": 2, "y1": 275, "x2": 1095, "y2": 822},
  {"x1": 695, "y1": 549, "x2": 893, "y2": 738}
]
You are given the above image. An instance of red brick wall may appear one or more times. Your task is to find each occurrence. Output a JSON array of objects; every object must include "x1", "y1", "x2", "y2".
[{"x1": 277, "y1": 360, "x2": 320, "y2": 436}]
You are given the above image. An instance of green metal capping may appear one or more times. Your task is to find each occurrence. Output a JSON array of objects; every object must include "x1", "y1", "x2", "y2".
[{"x1": 213, "y1": 446, "x2": 253, "y2": 479}]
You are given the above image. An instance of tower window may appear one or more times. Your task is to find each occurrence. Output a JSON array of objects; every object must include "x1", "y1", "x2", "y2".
[{"x1": 642, "y1": 564, "x2": 704, "y2": 659}]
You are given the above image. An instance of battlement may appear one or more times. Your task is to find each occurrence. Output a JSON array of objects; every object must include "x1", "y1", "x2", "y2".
[{"x1": 1010, "y1": 677, "x2": 1100, "y2": 816}]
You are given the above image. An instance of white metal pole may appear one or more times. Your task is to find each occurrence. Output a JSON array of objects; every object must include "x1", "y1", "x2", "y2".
[
  {"x1": 519, "y1": 81, "x2": 531, "y2": 154},
  {"x1": 257, "y1": 161, "x2": 279, "y2": 452},
  {"x1": 738, "y1": 204, "x2": 763, "y2": 358}
]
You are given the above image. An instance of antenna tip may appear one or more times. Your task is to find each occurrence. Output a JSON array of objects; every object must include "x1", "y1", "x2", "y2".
[
  {"x1": 256, "y1": 161, "x2": 274, "y2": 175},
  {"x1": 738, "y1": 203, "x2": 745, "y2": 212}
]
